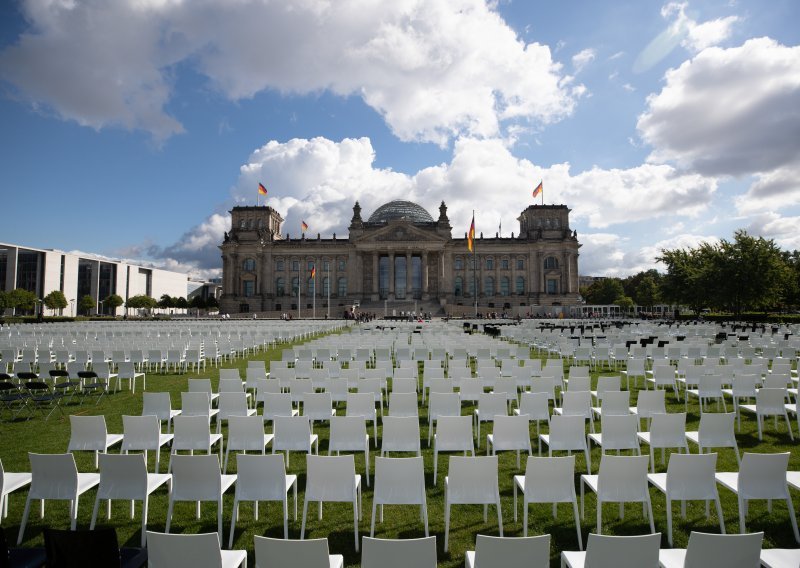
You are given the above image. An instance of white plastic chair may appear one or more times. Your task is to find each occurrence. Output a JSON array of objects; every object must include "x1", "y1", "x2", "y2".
[
  {"x1": 587, "y1": 414, "x2": 640, "y2": 457},
  {"x1": 380, "y1": 416, "x2": 421, "y2": 457},
  {"x1": 540, "y1": 414, "x2": 592, "y2": 474},
  {"x1": 115, "y1": 361, "x2": 145, "y2": 393},
  {"x1": 67, "y1": 415, "x2": 124, "y2": 469},
  {"x1": 302, "y1": 392, "x2": 336, "y2": 432},
  {"x1": 722, "y1": 374, "x2": 759, "y2": 431},
  {"x1": 301, "y1": 454, "x2": 362, "y2": 551},
  {"x1": 466, "y1": 534, "x2": 550, "y2": 568},
  {"x1": 646, "y1": 452, "x2": 725, "y2": 546},
  {"x1": 657, "y1": 531, "x2": 763, "y2": 568},
  {"x1": 181, "y1": 391, "x2": 219, "y2": 422},
  {"x1": 714, "y1": 452, "x2": 800, "y2": 543},
  {"x1": 740, "y1": 388, "x2": 794, "y2": 441},
  {"x1": 361, "y1": 536, "x2": 437, "y2": 568},
  {"x1": 554, "y1": 391, "x2": 595, "y2": 433},
  {"x1": 272, "y1": 415, "x2": 318, "y2": 468},
  {"x1": 223, "y1": 415, "x2": 274, "y2": 473},
  {"x1": 253, "y1": 535, "x2": 342, "y2": 568},
  {"x1": 632, "y1": 390, "x2": 666, "y2": 430},
  {"x1": 621, "y1": 358, "x2": 647, "y2": 391},
  {"x1": 560, "y1": 532, "x2": 661, "y2": 568},
  {"x1": 636, "y1": 412, "x2": 689, "y2": 472},
  {"x1": 685, "y1": 412, "x2": 740, "y2": 466},
  {"x1": 328, "y1": 416, "x2": 370, "y2": 486},
  {"x1": 146, "y1": 531, "x2": 246, "y2": 568},
  {"x1": 474, "y1": 393, "x2": 509, "y2": 448},
  {"x1": 685, "y1": 375, "x2": 728, "y2": 413},
  {"x1": 142, "y1": 392, "x2": 181, "y2": 434},
  {"x1": 122, "y1": 414, "x2": 174, "y2": 473},
  {"x1": 170, "y1": 415, "x2": 223, "y2": 468},
  {"x1": 17, "y1": 453, "x2": 100, "y2": 544},
  {"x1": 433, "y1": 415, "x2": 474, "y2": 484},
  {"x1": 90, "y1": 453, "x2": 172, "y2": 547},
  {"x1": 513, "y1": 455, "x2": 582, "y2": 548},
  {"x1": 216, "y1": 392, "x2": 257, "y2": 434},
  {"x1": 514, "y1": 392, "x2": 551, "y2": 455},
  {"x1": 165, "y1": 454, "x2": 237, "y2": 538},
  {"x1": 0, "y1": 458, "x2": 31, "y2": 521},
  {"x1": 388, "y1": 391, "x2": 418, "y2": 418},
  {"x1": 228, "y1": 454, "x2": 296, "y2": 546},
  {"x1": 580, "y1": 454, "x2": 654, "y2": 534},
  {"x1": 427, "y1": 392, "x2": 461, "y2": 446},
  {"x1": 486, "y1": 414, "x2": 532, "y2": 468},
  {"x1": 370, "y1": 457, "x2": 428, "y2": 537},
  {"x1": 646, "y1": 365, "x2": 680, "y2": 401},
  {"x1": 444, "y1": 455, "x2": 502, "y2": 552},
  {"x1": 346, "y1": 393, "x2": 378, "y2": 445}
]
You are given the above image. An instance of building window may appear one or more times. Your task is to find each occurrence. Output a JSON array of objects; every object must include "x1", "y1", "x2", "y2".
[
  {"x1": 243, "y1": 280, "x2": 255, "y2": 297},
  {"x1": 292, "y1": 260, "x2": 299, "y2": 272},
  {"x1": 307, "y1": 260, "x2": 314, "y2": 271},
  {"x1": 243, "y1": 258, "x2": 256, "y2": 272},
  {"x1": 500, "y1": 277, "x2": 510, "y2": 296},
  {"x1": 323, "y1": 260, "x2": 330, "y2": 272},
  {"x1": 546, "y1": 279, "x2": 558, "y2": 294},
  {"x1": 337, "y1": 277, "x2": 347, "y2": 297},
  {"x1": 501, "y1": 259, "x2": 509, "y2": 270},
  {"x1": 291, "y1": 277, "x2": 299, "y2": 294},
  {"x1": 516, "y1": 276, "x2": 525, "y2": 295},
  {"x1": 239, "y1": 220, "x2": 246, "y2": 229},
  {"x1": 516, "y1": 259, "x2": 524, "y2": 270},
  {"x1": 544, "y1": 256, "x2": 559, "y2": 269},
  {"x1": 467, "y1": 276, "x2": 475, "y2": 297},
  {"x1": 486, "y1": 258, "x2": 494, "y2": 270},
  {"x1": 485, "y1": 276, "x2": 495, "y2": 296},
  {"x1": 276, "y1": 277, "x2": 285, "y2": 296},
  {"x1": 454, "y1": 276, "x2": 463, "y2": 297},
  {"x1": 322, "y1": 277, "x2": 330, "y2": 296},
  {"x1": 338, "y1": 259, "x2": 346, "y2": 271},
  {"x1": 276, "y1": 260, "x2": 284, "y2": 272},
  {"x1": 454, "y1": 257, "x2": 463, "y2": 270},
  {"x1": 307, "y1": 277, "x2": 315, "y2": 295}
]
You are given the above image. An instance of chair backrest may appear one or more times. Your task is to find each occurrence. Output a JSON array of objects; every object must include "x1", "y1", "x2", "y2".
[
  {"x1": 738, "y1": 452, "x2": 791, "y2": 500},
  {"x1": 181, "y1": 391, "x2": 212, "y2": 417},
  {"x1": 273, "y1": 415, "x2": 312, "y2": 450},
  {"x1": 477, "y1": 393, "x2": 508, "y2": 421},
  {"x1": 97, "y1": 453, "x2": 147, "y2": 499},
  {"x1": 170, "y1": 454, "x2": 221, "y2": 501},
  {"x1": 218, "y1": 378, "x2": 244, "y2": 393},
  {"x1": 388, "y1": 392, "x2": 418, "y2": 417},
  {"x1": 218, "y1": 392, "x2": 249, "y2": 418},
  {"x1": 172, "y1": 415, "x2": 212, "y2": 450},
  {"x1": 682, "y1": 531, "x2": 763, "y2": 568},
  {"x1": 472, "y1": 534, "x2": 550, "y2": 568},
  {"x1": 253, "y1": 536, "x2": 331, "y2": 568},
  {"x1": 361, "y1": 536, "x2": 437, "y2": 568},
  {"x1": 446, "y1": 455, "x2": 498, "y2": 504},
  {"x1": 382, "y1": 416, "x2": 421, "y2": 452},
  {"x1": 44, "y1": 527, "x2": 125, "y2": 568},
  {"x1": 523, "y1": 455, "x2": 577, "y2": 504},
  {"x1": 636, "y1": 390, "x2": 666, "y2": 417},
  {"x1": 346, "y1": 393, "x2": 376, "y2": 419},
  {"x1": 491, "y1": 414, "x2": 531, "y2": 451},
  {"x1": 434, "y1": 416, "x2": 474, "y2": 452},
  {"x1": 599, "y1": 454, "x2": 649, "y2": 495},
  {"x1": 392, "y1": 377, "x2": 417, "y2": 393},
  {"x1": 122, "y1": 414, "x2": 160, "y2": 450},
  {"x1": 583, "y1": 532, "x2": 661, "y2": 568},
  {"x1": 146, "y1": 531, "x2": 222, "y2": 568},
  {"x1": 305, "y1": 454, "x2": 356, "y2": 502},
  {"x1": 697, "y1": 412, "x2": 736, "y2": 446},
  {"x1": 219, "y1": 368, "x2": 241, "y2": 381},
  {"x1": 518, "y1": 392, "x2": 550, "y2": 420},
  {"x1": 567, "y1": 376, "x2": 590, "y2": 392},
  {"x1": 187, "y1": 378, "x2": 213, "y2": 394},
  {"x1": 68, "y1": 415, "x2": 108, "y2": 451},
  {"x1": 303, "y1": 392, "x2": 333, "y2": 420},
  {"x1": 142, "y1": 392, "x2": 173, "y2": 422},
  {"x1": 665, "y1": 452, "x2": 718, "y2": 500},
  {"x1": 235, "y1": 454, "x2": 287, "y2": 502},
  {"x1": 561, "y1": 391, "x2": 591, "y2": 417},
  {"x1": 29, "y1": 453, "x2": 78, "y2": 500},
  {"x1": 263, "y1": 393, "x2": 294, "y2": 420},
  {"x1": 649, "y1": 412, "x2": 687, "y2": 448},
  {"x1": 226, "y1": 415, "x2": 266, "y2": 451},
  {"x1": 730, "y1": 374, "x2": 759, "y2": 396},
  {"x1": 599, "y1": 391, "x2": 630, "y2": 415},
  {"x1": 598, "y1": 414, "x2": 639, "y2": 450},
  {"x1": 328, "y1": 416, "x2": 368, "y2": 451},
  {"x1": 595, "y1": 375, "x2": 621, "y2": 397},
  {"x1": 756, "y1": 388, "x2": 788, "y2": 414},
  {"x1": 428, "y1": 392, "x2": 461, "y2": 420},
  {"x1": 548, "y1": 414, "x2": 587, "y2": 451},
  {"x1": 697, "y1": 374, "x2": 723, "y2": 395},
  {"x1": 372, "y1": 457, "x2": 426, "y2": 506}
]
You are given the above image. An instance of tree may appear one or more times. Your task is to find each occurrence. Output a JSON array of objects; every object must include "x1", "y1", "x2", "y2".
[
  {"x1": 614, "y1": 295, "x2": 635, "y2": 315},
  {"x1": 189, "y1": 295, "x2": 207, "y2": 310},
  {"x1": 205, "y1": 296, "x2": 219, "y2": 310},
  {"x1": 174, "y1": 297, "x2": 189, "y2": 311},
  {"x1": 657, "y1": 245, "x2": 716, "y2": 315},
  {"x1": 582, "y1": 278, "x2": 625, "y2": 304},
  {"x1": 634, "y1": 275, "x2": 661, "y2": 307},
  {"x1": 78, "y1": 294, "x2": 96, "y2": 315},
  {"x1": 104, "y1": 294, "x2": 124, "y2": 315},
  {"x1": 43, "y1": 290, "x2": 68, "y2": 315},
  {"x1": 6, "y1": 288, "x2": 38, "y2": 314},
  {"x1": 126, "y1": 294, "x2": 158, "y2": 316},
  {"x1": 158, "y1": 294, "x2": 174, "y2": 309}
]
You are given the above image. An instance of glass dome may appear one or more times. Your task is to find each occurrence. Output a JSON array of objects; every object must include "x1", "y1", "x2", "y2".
[{"x1": 367, "y1": 200, "x2": 434, "y2": 224}]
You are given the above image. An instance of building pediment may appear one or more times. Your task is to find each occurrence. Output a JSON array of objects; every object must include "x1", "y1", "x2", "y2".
[{"x1": 352, "y1": 219, "x2": 448, "y2": 245}]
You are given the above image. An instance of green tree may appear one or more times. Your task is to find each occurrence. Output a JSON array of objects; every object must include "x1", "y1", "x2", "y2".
[
  {"x1": 78, "y1": 294, "x2": 96, "y2": 315},
  {"x1": 657, "y1": 245, "x2": 716, "y2": 315},
  {"x1": 126, "y1": 295, "x2": 158, "y2": 315},
  {"x1": 634, "y1": 275, "x2": 661, "y2": 307},
  {"x1": 104, "y1": 294, "x2": 124, "y2": 315},
  {"x1": 582, "y1": 278, "x2": 625, "y2": 304},
  {"x1": 43, "y1": 290, "x2": 68, "y2": 315},
  {"x1": 158, "y1": 294, "x2": 174, "y2": 309},
  {"x1": 189, "y1": 295, "x2": 207, "y2": 310},
  {"x1": 205, "y1": 296, "x2": 219, "y2": 310},
  {"x1": 614, "y1": 295, "x2": 635, "y2": 315},
  {"x1": 5, "y1": 288, "x2": 38, "y2": 314},
  {"x1": 174, "y1": 297, "x2": 189, "y2": 310}
]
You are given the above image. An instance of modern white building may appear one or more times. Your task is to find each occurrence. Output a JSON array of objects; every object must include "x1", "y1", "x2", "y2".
[{"x1": 0, "y1": 241, "x2": 189, "y2": 316}]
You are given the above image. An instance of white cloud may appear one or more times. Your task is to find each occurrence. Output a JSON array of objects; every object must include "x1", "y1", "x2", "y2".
[
  {"x1": 0, "y1": 0, "x2": 579, "y2": 144},
  {"x1": 735, "y1": 165, "x2": 800, "y2": 214},
  {"x1": 572, "y1": 48, "x2": 596, "y2": 73},
  {"x1": 638, "y1": 38, "x2": 800, "y2": 177},
  {"x1": 746, "y1": 212, "x2": 800, "y2": 250}
]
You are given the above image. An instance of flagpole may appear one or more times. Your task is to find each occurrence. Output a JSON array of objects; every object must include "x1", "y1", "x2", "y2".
[
  {"x1": 473, "y1": 210, "x2": 478, "y2": 318},
  {"x1": 313, "y1": 266, "x2": 316, "y2": 320},
  {"x1": 297, "y1": 272, "x2": 301, "y2": 320},
  {"x1": 326, "y1": 263, "x2": 330, "y2": 319}
]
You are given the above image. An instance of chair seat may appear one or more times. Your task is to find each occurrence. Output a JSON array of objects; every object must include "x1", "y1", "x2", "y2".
[
  {"x1": 220, "y1": 549, "x2": 247, "y2": 568},
  {"x1": 713, "y1": 471, "x2": 738, "y2": 493},
  {"x1": 657, "y1": 547, "x2": 687, "y2": 567},
  {"x1": 787, "y1": 471, "x2": 800, "y2": 491},
  {"x1": 581, "y1": 474, "x2": 599, "y2": 494},
  {"x1": 684, "y1": 431, "x2": 700, "y2": 445},
  {"x1": 76, "y1": 473, "x2": 101, "y2": 496},
  {"x1": 760, "y1": 548, "x2": 800, "y2": 568},
  {"x1": 636, "y1": 432, "x2": 652, "y2": 445},
  {"x1": 220, "y1": 474, "x2": 237, "y2": 495},
  {"x1": 146, "y1": 473, "x2": 173, "y2": 495},
  {"x1": 646, "y1": 473, "x2": 668, "y2": 494},
  {"x1": 106, "y1": 434, "x2": 125, "y2": 448},
  {"x1": 3, "y1": 472, "x2": 32, "y2": 495},
  {"x1": 561, "y1": 550, "x2": 587, "y2": 567}
]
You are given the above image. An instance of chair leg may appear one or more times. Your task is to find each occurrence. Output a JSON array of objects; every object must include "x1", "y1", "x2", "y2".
[
  {"x1": 17, "y1": 496, "x2": 32, "y2": 545},
  {"x1": 370, "y1": 501, "x2": 377, "y2": 537},
  {"x1": 300, "y1": 498, "x2": 309, "y2": 540},
  {"x1": 715, "y1": 496, "x2": 725, "y2": 534},
  {"x1": 354, "y1": 499, "x2": 359, "y2": 552},
  {"x1": 572, "y1": 499, "x2": 583, "y2": 550},
  {"x1": 444, "y1": 497, "x2": 451, "y2": 552},
  {"x1": 228, "y1": 498, "x2": 238, "y2": 549},
  {"x1": 596, "y1": 498, "x2": 602, "y2": 534},
  {"x1": 787, "y1": 496, "x2": 800, "y2": 543},
  {"x1": 90, "y1": 495, "x2": 100, "y2": 530}
]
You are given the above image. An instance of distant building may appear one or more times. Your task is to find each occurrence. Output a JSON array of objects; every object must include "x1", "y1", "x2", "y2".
[
  {"x1": 219, "y1": 200, "x2": 581, "y2": 316},
  {"x1": 0, "y1": 242, "x2": 189, "y2": 316}
]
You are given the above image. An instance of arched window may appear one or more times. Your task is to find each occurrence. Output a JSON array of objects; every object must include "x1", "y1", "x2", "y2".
[
  {"x1": 337, "y1": 277, "x2": 347, "y2": 297},
  {"x1": 500, "y1": 258, "x2": 509, "y2": 270},
  {"x1": 276, "y1": 277, "x2": 285, "y2": 296},
  {"x1": 485, "y1": 276, "x2": 495, "y2": 296},
  {"x1": 291, "y1": 277, "x2": 299, "y2": 294},
  {"x1": 485, "y1": 257, "x2": 494, "y2": 270},
  {"x1": 544, "y1": 256, "x2": 559, "y2": 269},
  {"x1": 454, "y1": 257, "x2": 464, "y2": 270},
  {"x1": 515, "y1": 276, "x2": 525, "y2": 295},
  {"x1": 322, "y1": 277, "x2": 330, "y2": 296},
  {"x1": 500, "y1": 277, "x2": 510, "y2": 296},
  {"x1": 243, "y1": 258, "x2": 256, "y2": 272},
  {"x1": 242, "y1": 280, "x2": 254, "y2": 297},
  {"x1": 454, "y1": 276, "x2": 463, "y2": 297}
]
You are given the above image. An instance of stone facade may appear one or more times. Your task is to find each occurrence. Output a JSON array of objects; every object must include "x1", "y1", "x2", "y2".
[{"x1": 219, "y1": 200, "x2": 581, "y2": 314}]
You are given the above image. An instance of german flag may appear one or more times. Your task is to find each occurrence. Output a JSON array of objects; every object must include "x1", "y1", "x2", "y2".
[
  {"x1": 301, "y1": 220, "x2": 309, "y2": 232},
  {"x1": 532, "y1": 180, "x2": 543, "y2": 198},
  {"x1": 467, "y1": 215, "x2": 475, "y2": 252},
  {"x1": 258, "y1": 182, "x2": 268, "y2": 196},
  {"x1": 311, "y1": 265, "x2": 316, "y2": 279}
]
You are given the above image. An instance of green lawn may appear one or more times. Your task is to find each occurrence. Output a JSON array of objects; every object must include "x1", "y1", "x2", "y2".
[{"x1": 1, "y1": 332, "x2": 799, "y2": 567}]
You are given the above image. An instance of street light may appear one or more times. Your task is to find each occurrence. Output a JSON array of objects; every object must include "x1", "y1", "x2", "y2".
[
  {"x1": 98, "y1": 299, "x2": 105, "y2": 316},
  {"x1": 70, "y1": 299, "x2": 75, "y2": 317}
]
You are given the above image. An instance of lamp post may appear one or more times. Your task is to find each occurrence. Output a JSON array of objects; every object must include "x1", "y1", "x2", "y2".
[
  {"x1": 70, "y1": 299, "x2": 75, "y2": 317},
  {"x1": 98, "y1": 299, "x2": 105, "y2": 316}
]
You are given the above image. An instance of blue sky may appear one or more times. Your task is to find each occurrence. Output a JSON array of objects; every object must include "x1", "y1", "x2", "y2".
[{"x1": 1, "y1": 0, "x2": 798, "y2": 279}]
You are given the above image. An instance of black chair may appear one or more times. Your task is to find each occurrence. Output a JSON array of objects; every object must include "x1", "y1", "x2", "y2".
[
  {"x1": 43, "y1": 528, "x2": 146, "y2": 568},
  {"x1": 0, "y1": 526, "x2": 45, "y2": 568},
  {"x1": 22, "y1": 381, "x2": 63, "y2": 420},
  {"x1": 76, "y1": 372, "x2": 106, "y2": 405},
  {"x1": 0, "y1": 375, "x2": 29, "y2": 421},
  {"x1": 48, "y1": 370, "x2": 79, "y2": 402}
]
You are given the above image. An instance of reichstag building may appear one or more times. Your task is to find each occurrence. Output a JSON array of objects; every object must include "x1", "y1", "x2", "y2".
[{"x1": 219, "y1": 200, "x2": 580, "y2": 316}]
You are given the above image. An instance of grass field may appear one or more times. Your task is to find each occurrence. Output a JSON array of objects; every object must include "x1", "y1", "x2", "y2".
[{"x1": 1, "y1": 329, "x2": 799, "y2": 567}]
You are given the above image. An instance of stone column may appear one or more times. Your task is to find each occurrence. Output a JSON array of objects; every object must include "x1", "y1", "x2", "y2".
[
  {"x1": 406, "y1": 251, "x2": 412, "y2": 297},
  {"x1": 538, "y1": 251, "x2": 544, "y2": 295},
  {"x1": 372, "y1": 252, "x2": 379, "y2": 296},
  {"x1": 511, "y1": 256, "x2": 516, "y2": 298},
  {"x1": 389, "y1": 252, "x2": 395, "y2": 299},
  {"x1": 422, "y1": 251, "x2": 429, "y2": 299}
]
